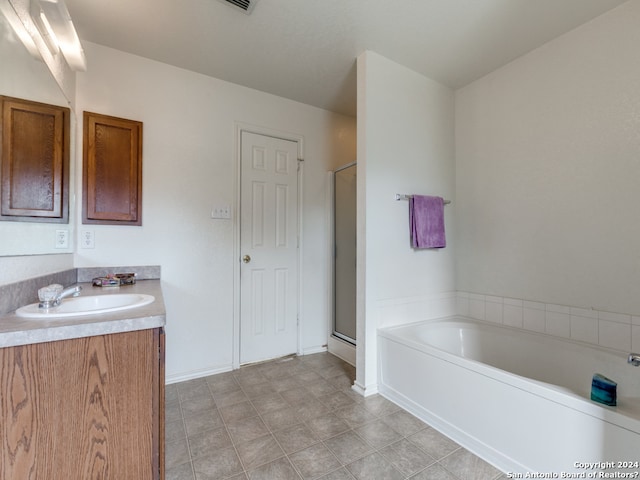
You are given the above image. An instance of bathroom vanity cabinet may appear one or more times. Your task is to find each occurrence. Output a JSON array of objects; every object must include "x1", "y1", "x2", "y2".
[{"x1": 0, "y1": 327, "x2": 165, "y2": 479}]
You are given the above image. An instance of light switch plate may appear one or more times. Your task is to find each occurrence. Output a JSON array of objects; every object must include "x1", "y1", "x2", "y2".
[{"x1": 211, "y1": 205, "x2": 231, "y2": 219}]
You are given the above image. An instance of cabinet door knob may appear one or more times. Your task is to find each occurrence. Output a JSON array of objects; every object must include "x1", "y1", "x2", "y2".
[{"x1": 242, "y1": 255, "x2": 251, "y2": 263}]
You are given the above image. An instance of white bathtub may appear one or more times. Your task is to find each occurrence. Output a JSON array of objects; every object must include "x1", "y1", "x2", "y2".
[{"x1": 378, "y1": 316, "x2": 640, "y2": 475}]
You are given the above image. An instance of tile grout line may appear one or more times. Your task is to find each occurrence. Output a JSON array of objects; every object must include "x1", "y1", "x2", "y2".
[
  {"x1": 237, "y1": 359, "x2": 345, "y2": 478},
  {"x1": 237, "y1": 364, "x2": 400, "y2": 479},
  {"x1": 238, "y1": 364, "x2": 337, "y2": 479},
  {"x1": 243, "y1": 389, "x2": 302, "y2": 479},
  {"x1": 176, "y1": 384, "x2": 198, "y2": 480},
  {"x1": 282, "y1": 362, "x2": 387, "y2": 477},
  {"x1": 167, "y1": 354, "x2": 503, "y2": 480},
  {"x1": 208, "y1": 379, "x2": 258, "y2": 479}
]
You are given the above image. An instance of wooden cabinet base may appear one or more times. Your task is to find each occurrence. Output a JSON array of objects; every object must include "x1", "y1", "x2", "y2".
[{"x1": 0, "y1": 328, "x2": 164, "y2": 479}]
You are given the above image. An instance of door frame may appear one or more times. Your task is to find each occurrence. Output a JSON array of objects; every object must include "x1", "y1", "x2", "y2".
[{"x1": 233, "y1": 122, "x2": 305, "y2": 369}]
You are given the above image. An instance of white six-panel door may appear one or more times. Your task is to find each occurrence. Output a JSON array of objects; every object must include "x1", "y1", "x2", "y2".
[{"x1": 240, "y1": 131, "x2": 299, "y2": 364}]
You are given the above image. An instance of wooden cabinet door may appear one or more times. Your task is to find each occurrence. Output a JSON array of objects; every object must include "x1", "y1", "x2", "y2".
[
  {"x1": 0, "y1": 96, "x2": 70, "y2": 222},
  {"x1": 0, "y1": 329, "x2": 162, "y2": 479},
  {"x1": 83, "y1": 111, "x2": 143, "y2": 225}
]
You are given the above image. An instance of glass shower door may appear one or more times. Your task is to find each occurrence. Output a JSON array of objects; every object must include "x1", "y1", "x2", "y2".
[{"x1": 333, "y1": 163, "x2": 357, "y2": 344}]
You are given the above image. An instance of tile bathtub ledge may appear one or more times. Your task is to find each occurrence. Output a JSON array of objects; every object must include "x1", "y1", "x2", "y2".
[{"x1": 0, "y1": 280, "x2": 166, "y2": 348}]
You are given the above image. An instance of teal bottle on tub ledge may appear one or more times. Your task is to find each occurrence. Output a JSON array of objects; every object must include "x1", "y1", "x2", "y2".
[{"x1": 591, "y1": 373, "x2": 617, "y2": 406}]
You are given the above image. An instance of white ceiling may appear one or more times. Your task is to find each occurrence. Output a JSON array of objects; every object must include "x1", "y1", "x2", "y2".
[{"x1": 65, "y1": 0, "x2": 627, "y2": 117}]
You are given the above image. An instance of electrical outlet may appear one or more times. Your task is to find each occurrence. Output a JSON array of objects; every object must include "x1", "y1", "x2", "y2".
[
  {"x1": 55, "y1": 229, "x2": 69, "y2": 249},
  {"x1": 80, "y1": 230, "x2": 95, "y2": 249},
  {"x1": 211, "y1": 205, "x2": 231, "y2": 219}
]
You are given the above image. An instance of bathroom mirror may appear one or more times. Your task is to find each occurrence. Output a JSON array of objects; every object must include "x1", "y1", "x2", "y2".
[{"x1": 0, "y1": 11, "x2": 76, "y2": 256}]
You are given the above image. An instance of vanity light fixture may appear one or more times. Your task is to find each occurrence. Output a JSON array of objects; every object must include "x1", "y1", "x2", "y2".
[
  {"x1": 30, "y1": 0, "x2": 86, "y2": 71},
  {"x1": 0, "y1": 1, "x2": 40, "y2": 59},
  {"x1": 32, "y1": 5, "x2": 60, "y2": 55}
]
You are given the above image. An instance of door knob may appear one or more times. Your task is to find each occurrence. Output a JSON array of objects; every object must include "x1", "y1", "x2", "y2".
[{"x1": 242, "y1": 255, "x2": 251, "y2": 263}]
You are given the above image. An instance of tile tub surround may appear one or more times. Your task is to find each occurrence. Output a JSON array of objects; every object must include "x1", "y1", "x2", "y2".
[
  {"x1": 165, "y1": 353, "x2": 505, "y2": 480},
  {"x1": 457, "y1": 291, "x2": 640, "y2": 353},
  {"x1": 0, "y1": 265, "x2": 160, "y2": 315}
]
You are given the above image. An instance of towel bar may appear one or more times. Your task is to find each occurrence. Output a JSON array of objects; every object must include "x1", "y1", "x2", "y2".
[{"x1": 395, "y1": 194, "x2": 451, "y2": 204}]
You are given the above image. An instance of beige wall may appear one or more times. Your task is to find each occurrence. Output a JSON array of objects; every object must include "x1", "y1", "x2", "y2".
[
  {"x1": 356, "y1": 51, "x2": 455, "y2": 393},
  {"x1": 455, "y1": 1, "x2": 640, "y2": 315},
  {"x1": 75, "y1": 42, "x2": 356, "y2": 381}
]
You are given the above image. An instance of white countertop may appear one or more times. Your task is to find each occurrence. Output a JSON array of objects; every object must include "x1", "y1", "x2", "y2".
[{"x1": 0, "y1": 280, "x2": 166, "y2": 348}]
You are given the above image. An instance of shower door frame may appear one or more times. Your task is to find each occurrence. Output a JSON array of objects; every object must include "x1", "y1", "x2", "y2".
[{"x1": 331, "y1": 161, "x2": 357, "y2": 346}]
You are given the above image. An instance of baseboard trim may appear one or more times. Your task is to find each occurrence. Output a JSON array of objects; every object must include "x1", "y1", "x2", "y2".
[
  {"x1": 327, "y1": 335, "x2": 355, "y2": 366},
  {"x1": 302, "y1": 345, "x2": 328, "y2": 355},
  {"x1": 352, "y1": 380, "x2": 378, "y2": 397},
  {"x1": 379, "y1": 383, "x2": 524, "y2": 474},
  {"x1": 165, "y1": 364, "x2": 233, "y2": 385}
]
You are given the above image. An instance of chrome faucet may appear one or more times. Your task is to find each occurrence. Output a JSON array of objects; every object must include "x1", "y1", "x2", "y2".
[
  {"x1": 38, "y1": 284, "x2": 83, "y2": 309},
  {"x1": 629, "y1": 353, "x2": 640, "y2": 367}
]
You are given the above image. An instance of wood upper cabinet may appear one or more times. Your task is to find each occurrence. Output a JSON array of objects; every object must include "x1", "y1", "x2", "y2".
[
  {"x1": 83, "y1": 111, "x2": 143, "y2": 225},
  {"x1": 0, "y1": 328, "x2": 165, "y2": 479},
  {"x1": 0, "y1": 96, "x2": 70, "y2": 223}
]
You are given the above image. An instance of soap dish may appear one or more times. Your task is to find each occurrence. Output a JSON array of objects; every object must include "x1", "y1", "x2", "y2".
[
  {"x1": 116, "y1": 273, "x2": 136, "y2": 286},
  {"x1": 92, "y1": 273, "x2": 136, "y2": 287}
]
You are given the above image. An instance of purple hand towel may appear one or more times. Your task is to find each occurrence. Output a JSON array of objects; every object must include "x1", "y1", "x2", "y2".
[{"x1": 409, "y1": 195, "x2": 446, "y2": 249}]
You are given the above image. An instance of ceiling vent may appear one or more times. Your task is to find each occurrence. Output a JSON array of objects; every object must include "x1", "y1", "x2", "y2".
[{"x1": 217, "y1": 0, "x2": 258, "y2": 14}]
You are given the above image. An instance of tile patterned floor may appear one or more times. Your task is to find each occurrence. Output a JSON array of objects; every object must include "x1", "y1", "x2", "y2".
[{"x1": 166, "y1": 352, "x2": 506, "y2": 480}]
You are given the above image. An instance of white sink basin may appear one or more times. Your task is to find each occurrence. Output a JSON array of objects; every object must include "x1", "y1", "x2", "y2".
[{"x1": 16, "y1": 294, "x2": 155, "y2": 318}]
